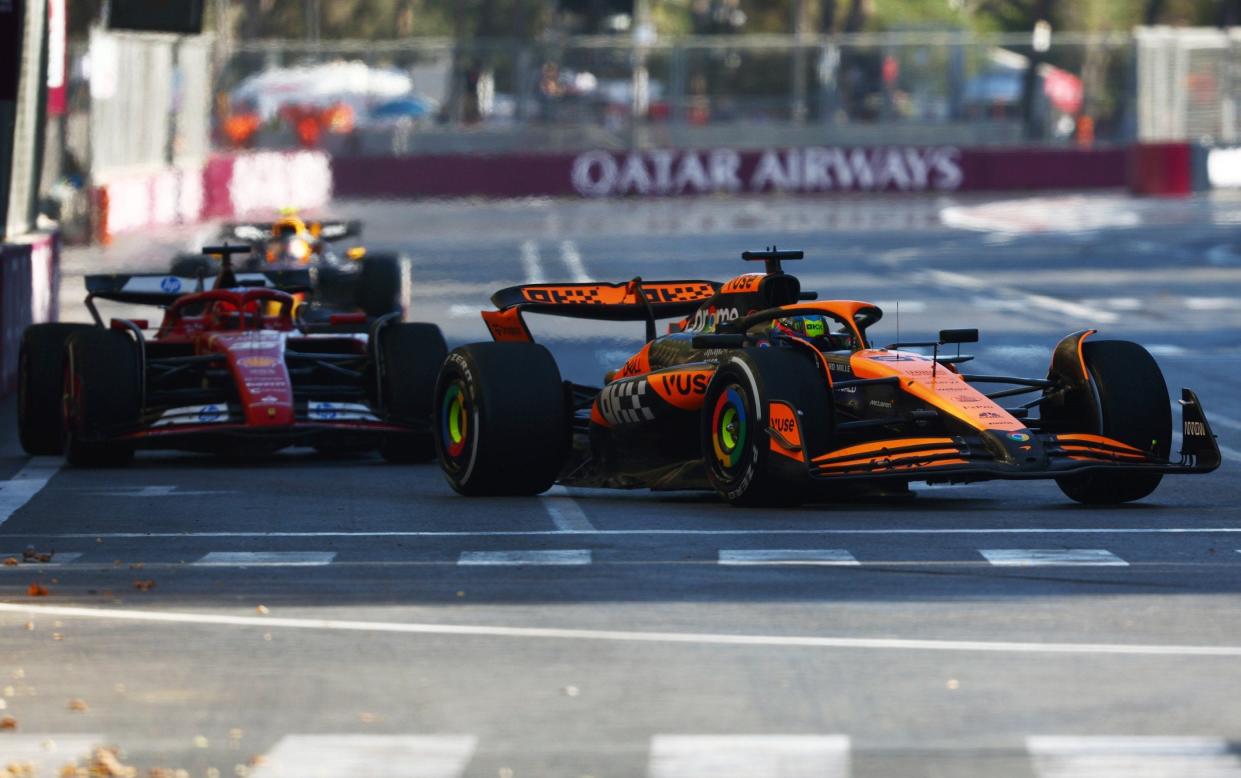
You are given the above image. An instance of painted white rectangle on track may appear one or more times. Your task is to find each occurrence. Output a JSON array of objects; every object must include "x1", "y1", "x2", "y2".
[
  {"x1": 0, "y1": 457, "x2": 60, "y2": 528},
  {"x1": 0, "y1": 734, "x2": 101, "y2": 773},
  {"x1": 648, "y1": 735, "x2": 851, "y2": 778},
  {"x1": 980, "y1": 549, "x2": 1128, "y2": 567},
  {"x1": 542, "y1": 485, "x2": 596, "y2": 532},
  {"x1": 192, "y1": 552, "x2": 337, "y2": 567},
  {"x1": 458, "y1": 549, "x2": 592, "y2": 566},
  {"x1": 719, "y1": 549, "x2": 860, "y2": 566},
  {"x1": 250, "y1": 735, "x2": 477, "y2": 778},
  {"x1": 1026, "y1": 736, "x2": 1241, "y2": 778}
]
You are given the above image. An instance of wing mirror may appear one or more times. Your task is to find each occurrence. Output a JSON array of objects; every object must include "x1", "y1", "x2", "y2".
[{"x1": 939, "y1": 328, "x2": 978, "y2": 345}]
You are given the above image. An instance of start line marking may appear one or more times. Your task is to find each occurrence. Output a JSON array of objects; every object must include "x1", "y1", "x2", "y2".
[{"x1": 3, "y1": 602, "x2": 1241, "y2": 658}]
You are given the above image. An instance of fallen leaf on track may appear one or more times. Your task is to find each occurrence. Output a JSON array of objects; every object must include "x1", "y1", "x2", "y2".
[
  {"x1": 2, "y1": 558, "x2": 17, "y2": 567},
  {"x1": 255, "y1": 605, "x2": 269, "y2": 615},
  {"x1": 26, "y1": 583, "x2": 48, "y2": 597},
  {"x1": 67, "y1": 698, "x2": 88, "y2": 712},
  {"x1": 132, "y1": 580, "x2": 156, "y2": 592},
  {"x1": 0, "y1": 715, "x2": 15, "y2": 730},
  {"x1": 87, "y1": 747, "x2": 136, "y2": 777}
]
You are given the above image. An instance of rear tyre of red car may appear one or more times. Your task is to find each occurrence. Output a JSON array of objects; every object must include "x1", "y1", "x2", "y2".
[
  {"x1": 18, "y1": 323, "x2": 93, "y2": 455},
  {"x1": 1051, "y1": 340, "x2": 1171, "y2": 504},
  {"x1": 63, "y1": 329, "x2": 142, "y2": 467},
  {"x1": 434, "y1": 343, "x2": 569, "y2": 496},
  {"x1": 357, "y1": 253, "x2": 403, "y2": 318},
  {"x1": 376, "y1": 322, "x2": 448, "y2": 463},
  {"x1": 700, "y1": 348, "x2": 830, "y2": 507}
]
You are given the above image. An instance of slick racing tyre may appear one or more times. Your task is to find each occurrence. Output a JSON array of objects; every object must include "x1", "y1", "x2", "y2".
[
  {"x1": 63, "y1": 329, "x2": 142, "y2": 467},
  {"x1": 170, "y1": 253, "x2": 215, "y2": 280},
  {"x1": 18, "y1": 323, "x2": 92, "y2": 455},
  {"x1": 1051, "y1": 340, "x2": 1171, "y2": 504},
  {"x1": 377, "y1": 322, "x2": 448, "y2": 463},
  {"x1": 357, "y1": 253, "x2": 403, "y2": 318},
  {"x1": 701, "y1": 347, "x2": 830, "y2": 507},
  {"x1": 435, "y1": 343, "x2": 569, "y2": 496}
]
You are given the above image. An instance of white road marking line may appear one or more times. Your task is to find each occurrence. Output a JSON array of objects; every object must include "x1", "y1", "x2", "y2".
[
  {"x1": 192, "y1": 551, "x2": 337, "y2": 567},
  {"x1": 250, "y1": 735, "x2": 477, "y2": 778},
  {"x1": 0, "y1": 457, "x2": 60, "y2": 528},
  {"x1": 520, "y1": 240, "x2": 543, "y2": 284},
  {"x1": 1146, "y1": 344, "x2": 1189, "y2": 357},
  {"x1": 448, "y1": 304, "x2": 478, "y2": 318},
  {"x1": 8, "y1": 602, "x2": 1241, "y2": 656},
  {"x1": 20, "y1": 527, "x2": 1241, "y2": 540},
  {"x1": 926, "y1": 269, "x2": 1120, "y2": 324},
  {"x1": 542, "y1": 485, "x2": 596, "y2": 532},
  {"x1": 1026, "y1": 736, "x2": 1241, "y2": 778},
  {"x1": 648, "y1": 735, "x2": 850, "y2": 778},
  {"x1": 0, "y1": 734, "x2": 102, "y2": 773},
  {"x1": 0, "y1": 552, "x2": 82, "y2": 566},
  {"x1": 559, "y1": 240, "x2": 590, "y2": 282},
  {"x1": 86, "y1": 486, "x2": 233, "y2": 497},
  {"x1": 872, "y1": 300, "x2": 927, "y2": 313},
  {"x1": 1186, "y1": 296, "x2": 1236, "y2": 311},
  {"x1": 1206, "y1": 411, "x2": 1241, "y2": 431},
  {"x1": 981, "y1": 549, "x2": 1128, "y2": 567},
  {"x1": 719, "y1": 549, "x2": 859, "y2": 566},
  {"x1": 457, "y1": 549, "x2": 591, "y2": 566}
]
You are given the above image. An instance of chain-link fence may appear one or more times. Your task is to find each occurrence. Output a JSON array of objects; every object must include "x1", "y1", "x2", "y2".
[
  {"x1": 1135, "y1": 26, "x2": 1241, "y2": 144},
  {"x1": 217, "y1": 32, "x2": 1135, "y2": 156}
]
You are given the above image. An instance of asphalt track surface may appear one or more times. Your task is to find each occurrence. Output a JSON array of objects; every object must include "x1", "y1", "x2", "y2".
[{"x1": 2, "y1": 193, "x2": 1241, "y2": 776}]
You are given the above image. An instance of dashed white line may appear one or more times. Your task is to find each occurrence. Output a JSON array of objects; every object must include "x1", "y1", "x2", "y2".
[
  {"x1": 647, "y1": 735, "x2": 851, "y2": 778},
  {"x1": 520, "y1": 240, "x2": 543, "y2": 284},
  {"x1": 980, "y1": 549, "x2": 1129, "y2": 567},
  {"x1": 8, "y1": 602, "x2": 1241, "y2": 656},
  {"x1": 192, "y1": 551, "x2": 337, "y2": 567},
  {"x1": 542, "y1": 485, "x2": 596, "y2": 532},
  {"x1": 1026, "y1": 736, "x2": 1241, "y2": 778},
  {"x1": 0, "y1": 457, "x2": 60, "y2": 528},
  {"x1": 457, "y1": 549, "x2": 591, "y2": 566},
  {"x1": 559, "y1": 240, "x2": 590, "y2": 282},
  {"x1": 87, "y1": 486, "x2": 233, "y2": 497},
  {"x1": 250, "y1": 735, "x2": 477, "y2": 778},
  {"x1": 719, "y1": 549, "x2": 859, "y2": 566}
]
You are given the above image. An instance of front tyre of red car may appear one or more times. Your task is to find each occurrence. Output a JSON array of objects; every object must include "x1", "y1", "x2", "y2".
[
  {"x1": 434, "y1": 343, "x2": 568, "y2": 496},
  {"x1": 701, "y1": 350, "x2": 824, "y2": 507},
  {"x1": 63, "y1": 330, "x2": 141, "y2": 468},
  {"x1": 376, "y1": 322, "x2": 448, "y2": 463}
]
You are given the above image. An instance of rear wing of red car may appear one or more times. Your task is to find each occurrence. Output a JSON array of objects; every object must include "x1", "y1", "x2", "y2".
[
  {"x1": 83, "y1": 270, "x2": 313, "y2": 325},
  {"x1": 484, "y1": 280, "x2": 719, "y2": 342}
]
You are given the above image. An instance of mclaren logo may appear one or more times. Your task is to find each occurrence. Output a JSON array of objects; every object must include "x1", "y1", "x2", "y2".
[{"x1": 598, "y1": 379, "x2": 655, "y2": 425}]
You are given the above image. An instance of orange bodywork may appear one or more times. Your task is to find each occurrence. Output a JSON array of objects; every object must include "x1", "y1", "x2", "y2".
[
  {"x1": 850, "y1": 350, "x2": 1027, "y2": 433},
  {"x1": 768, "y1": 401, "x2": 804, "y2": 462},
  {"x1": 648, "y1": 368, "x2": 713, "y2": 410},
  {"x1": 481, "y1": 307, "x2": 531, "y2": 343}
]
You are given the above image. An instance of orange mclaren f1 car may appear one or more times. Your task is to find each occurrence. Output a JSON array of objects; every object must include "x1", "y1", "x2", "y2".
[{"x1": 434, "y1": 250, "x2": 1220, "y2": 505}]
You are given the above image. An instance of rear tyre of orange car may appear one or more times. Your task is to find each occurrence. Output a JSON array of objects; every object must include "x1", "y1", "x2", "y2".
[
  {"x1": 377, "y1": 322, "x2": 448, "y2": 463},
  {"x1": 701, "y1": 348, "x2": 830, "y2": 507},
  {"x1": 63, "y1": 330, "x2": 141, "y2": 467},
  {"x1": 18, "y1": 323, "x2": 93, "y2": 455},
  {"x1": 1051, "y1": 340, "x2": 1171, "y2": 504},
  {"x1": 434, "y1": 343, "x2": 569, "y2": 496},
  {"x1": 357, "y1": 253, "x2": 402, "y2": 318}
]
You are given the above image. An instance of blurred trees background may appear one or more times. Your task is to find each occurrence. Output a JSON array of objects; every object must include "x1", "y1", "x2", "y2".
[{"x1": 65, "y1": 0, "x2": 1241, "y2": 39}]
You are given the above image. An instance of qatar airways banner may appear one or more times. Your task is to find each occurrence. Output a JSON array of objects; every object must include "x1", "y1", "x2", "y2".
[{"x1": 332, "y1": 146, "x2": 1125, "y2": 200}]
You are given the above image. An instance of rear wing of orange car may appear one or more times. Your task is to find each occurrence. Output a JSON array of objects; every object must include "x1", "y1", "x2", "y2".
[{"x1": 484, "y1": 280, "x2": 719, "y2": 343}]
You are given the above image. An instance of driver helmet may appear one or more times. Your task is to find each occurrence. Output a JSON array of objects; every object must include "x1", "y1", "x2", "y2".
[{"x1": 770, "y1": 314, "x2": 852, "y2": 349}]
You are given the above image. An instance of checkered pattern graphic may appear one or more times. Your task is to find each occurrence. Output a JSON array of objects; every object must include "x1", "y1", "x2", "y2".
[
  {"x1": 522, "y1": 283, "x2": 716, "y2": 307},
  {"x1": 652, "y1": 283, "x2": 716, "y2": 302},
  {"x1": 598, "y1": 378, "x2": 656, "y2": 425}
]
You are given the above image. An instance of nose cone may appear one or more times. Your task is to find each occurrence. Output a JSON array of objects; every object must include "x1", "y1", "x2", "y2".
[{"x1": 980, "y1": 429, "x2": 1048, "y2": 470}]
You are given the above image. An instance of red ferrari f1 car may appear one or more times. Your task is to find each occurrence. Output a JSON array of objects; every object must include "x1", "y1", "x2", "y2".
[
  {"x1": 435, "y1": 249, "x2": 1220, "y2": 505},
  {"x1": 19, "y1": 246, "x2": 445, "y2": 465}
]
